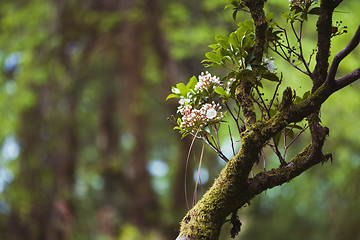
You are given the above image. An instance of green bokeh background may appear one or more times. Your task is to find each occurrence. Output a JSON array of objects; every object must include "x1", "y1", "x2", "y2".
[{"x1": 0, "y1": 0, "x2": 359, "y2": 239}]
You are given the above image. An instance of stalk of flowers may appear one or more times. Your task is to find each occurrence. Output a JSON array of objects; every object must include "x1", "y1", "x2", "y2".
[
  {"x1": 289, "y1": 0, "x2": 305, "y2": 6},
  {"x1": 194, "y1": 71, "x2": 222, "y2": 92},
  {"x1": 289, "y1": 0, "x2": 317, "y2": 7},
  {"x1": 263, "y1": 57, "x2": 277, "y2": 73},
  {"x1": 179, "y1": 102, "x2": 224, "y2": 133},
  {"x1": 178, "y1": 97, "x2": 192, "y2": 111}
]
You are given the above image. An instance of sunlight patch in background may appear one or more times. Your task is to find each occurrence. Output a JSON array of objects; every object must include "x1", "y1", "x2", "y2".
[
  {"x1": 0, "y1": 168, "x2": 13, "y2": 193},
  {"x1": 1, "y1": 136, "x2": 20, "y2": 161},
  {"x1": 0, "y1": 136, "x2": 19, "y2": 193},
  {"x1": 121, "y1": 133, "x2": 135, "y2": 151},
  {"x1": 193, "y1": 167, "x2": 209, "y2": 185},
  {"x1": 218, "y1": 136, "x2": 240, "y2": 165},
  {"x1": 148, "y1": 159, "x2": 169, "y2": 194},
  {"x1": 5, "y1": 80, "x2": 17, "y2": 95},
  {"x1": 4, "y1": 52, "x2": 21, "y2": 72}
]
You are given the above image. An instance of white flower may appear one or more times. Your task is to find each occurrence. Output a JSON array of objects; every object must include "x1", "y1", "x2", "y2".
[
  {"x1": 267, "y1": 60, "x2": 277, "y2": 72},
  {"x1": 289, "y1": 0, "x2": 314, "y2": 7},
  {"x1": 206, "y1": 108, "x2": 217, "y2": 119},
  {"x1": 194, "y1": 71, "x2": 221, "y2": 92},
  {"x1": 263, "y1": 58, "x2": 277, "y2": 72},
  {"x1": 178, "y1": 101, "x2": 224, "y2": 132},
  {"x1": 179, "y1": 98, "x2": 191, "y2": 106},
  {"x1": 172, "y1": 87, "x2": 180, "y2": 94}
]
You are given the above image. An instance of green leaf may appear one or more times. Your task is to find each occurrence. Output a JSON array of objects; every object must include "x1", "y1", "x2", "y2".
[
  {"x1": 266, "y1": 12, "x2": 274, "y2": 22},
  {"x1": 215, "y1": 87, "x2": 227, "y2": 96},
  {"x1": 166, "y1": 93, "x2": 180, "y2": 100},
  {"x1": 236, "y1": 29, "x2": 244, "y2": 42},
  {"x1": 292, "y1": 124, "x2": 304, "y2": 130},
  {"x1": 181, "y1": 132, "x2": 191, "y2": 139},
  {"x1": 302, "y1": 12, "x2": 308, "y2": 21},
  {"x1": 308, "y1": 7, "x2": 320, "y2": 15},
  {"x1": 223, "y1": 55, "x2": 233, "y2": 63},
  {"x1": 272, "y1": 30, "x2": 284, "y2": 35},
  {"x1": 269, "y1": 108, "x2": 277, "y2": 118},
  {"x1": 255, "y1": 81, "x2": 263, "y2": 88},
  {"x1": 244, "y1": 52, "x2": 255, "y2": 66},
  {"x1": 187, "y1": 76, "x2": 197, "y2": 91},
  {"x1": 220, "y1": 47, "x2": 232, "y2": 57},
  {"x1": 302, "y1": 91, "x2": 310, "y2": 99},
  {"x1": 236, "y1": 69, "x2": 252, "y2": 79},
  {"x1": 176, "y1": 83, "x2": 187, "y2": 96},
  {"x1": 205, "y1": 52, "x2": 222, "y2": 64},
  {"x1": 291, "y1": 5, "x2": 303, "y2": 14},
  {"x1": 224, "y1": 4, "x2": 233, "y2": 10},
  {"x1": 274, "y1": 132, "x2": 282, "y2": 146},
  {"x1": 216, "y1": 48, "x2": 224, "y2": 59},
  {"x1": 203, "y1": 62, "x2": 223, "y2": 68},
  {"x1": 294, "y1": 96, "x2": 302, "y2": 103},
  {"x1": 208, "y1": 44, "x2": 220, "y2": 50},
  {"x1": 262, "y1": 72, "x2": 279, "y2": 82},
  {"x1": 242, "y1": 34, "x2": 254, "y2": 49},
  {"x1": 229, "y1": 32, "x2": 239, "y2": 47},
  {"x1": 281, "y1": 13, "x2": 291, "y2": 20},
  {"x1": 233, "y1": 10, "x2": 238, "y2": 20},
  {"x1": 239, "y1": 19, "x2": 254, "y2": 33},
  {"x1": 215, "y1": 35, "x2": 230, "y2": 49},
  {"x1": 287, "y1": 129, "x2": 294, "y2": 138}
]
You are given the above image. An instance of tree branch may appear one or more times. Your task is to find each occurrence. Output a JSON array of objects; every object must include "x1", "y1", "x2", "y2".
[
  {"x1": 335, "y1": 67, "x2": 360, "y2": 90},
  {"x1": 312, "y1": 0, "x2": 335, "y2": 89},
  {"x1": 327, "y1": 25, "x2": 360, "y2": 85},
  {"x1": 175, "y1": 2, "x2": 360, "y2": 240},
  {"x1": 245, "y1": 144, "x2": 331, "y2": 199},
  {"x1": 243, "y1": 0, "x2": 267, "y2": 65},
  {"x1": 334, "y1": 0, "x2": 343, "y2": 8},
  {"x1": 235, "y1": 0, "x2": 268, "y2": 126}
]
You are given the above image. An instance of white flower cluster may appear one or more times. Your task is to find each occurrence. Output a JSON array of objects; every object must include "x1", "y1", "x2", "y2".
[
  {"x1": 289, "y1": 0, "x2": 304, "y2": 6},
  {"x1": 194, "y1": 71, "x2": 221, "y2": 91},
  {"x1": 179, "y1": 102, "x2": 224, "y2": 132},
  {"x1": 263, "y1": 58, "x2": 277, "y2": 72},
  {"x1": 178, "y1": 97, "x2": 191, "y2": 106},
  {"x1": 289, "y1": 0, "x2": 316, "y2": 7},
  {"x1": 225, "y1": 78, "x2": 236, "y2": 93}
]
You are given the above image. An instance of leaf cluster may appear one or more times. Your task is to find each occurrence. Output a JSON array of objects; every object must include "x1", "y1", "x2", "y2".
[{"x1": 282, "y1": 0, "x2": 320, "y2": 22}]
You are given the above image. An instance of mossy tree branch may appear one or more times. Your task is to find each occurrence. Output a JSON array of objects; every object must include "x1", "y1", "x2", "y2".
[
  {"x1": 243, "y1": 0, "x2": 267, "y2": 65},
  {"x1": 175, "y1": 1, "x2": 360, "y2": 239},
  {"x1": 235, "y1": 0, "x2": 268, "y2": 127},
  {"x1": 312, "y1": 0, "x2": 336, "y2": 89}
]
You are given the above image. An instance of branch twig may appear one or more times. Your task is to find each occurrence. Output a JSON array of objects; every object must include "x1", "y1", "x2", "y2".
[{"x1": 327, "y1": 25, "x2": 360, "y2": 86}]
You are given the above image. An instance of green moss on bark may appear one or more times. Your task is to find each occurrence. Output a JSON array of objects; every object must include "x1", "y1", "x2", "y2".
[{"x1": 178, "y1": 131, "x2": 264, "y2": 240}]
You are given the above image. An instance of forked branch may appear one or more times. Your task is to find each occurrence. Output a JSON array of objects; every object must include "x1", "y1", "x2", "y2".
[{"x1": 327, "y1": 25, "x2": 360, "y2": 88}]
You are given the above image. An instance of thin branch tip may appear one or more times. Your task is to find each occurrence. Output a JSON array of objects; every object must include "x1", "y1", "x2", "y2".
[{"x1": 327, "y1": 25, "x2": 360, "y2": 86}]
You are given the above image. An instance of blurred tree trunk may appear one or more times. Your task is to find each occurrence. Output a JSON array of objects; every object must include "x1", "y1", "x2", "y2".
[
  {"x1": 97, "y1": 84, "x2": 122, "y2": 239},
  {"x1": 5, "y1": 81, "x2": 79, "y2": 240},
  {"x1": 4, "y1": 2, "x2": 81, "y2": 239},
  {"x1": 145, "y1": 0, "x2": 195, "y2": 236},
  {"x1": 97, "y1": 73, "x2": 122, "y2": 239},
  {"x1": 45, "y1": 90, "x2": 78, "y2": 240},
  {"x1": 119, "y1": 8, "x2": 158, "y2": 230},
  {"x1": 4, "y1": 90, "x2": 52, "y2": 240}
]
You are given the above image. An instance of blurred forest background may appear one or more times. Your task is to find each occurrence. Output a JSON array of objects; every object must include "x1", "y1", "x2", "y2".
[{"x1": 0, "y1": 0, "x2": 360, "y2": 239}]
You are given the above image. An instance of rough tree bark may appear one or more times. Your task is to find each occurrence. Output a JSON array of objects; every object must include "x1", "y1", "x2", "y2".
[{"x1": 176, "y1": 0, "x2": 360, "y2": 239}]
